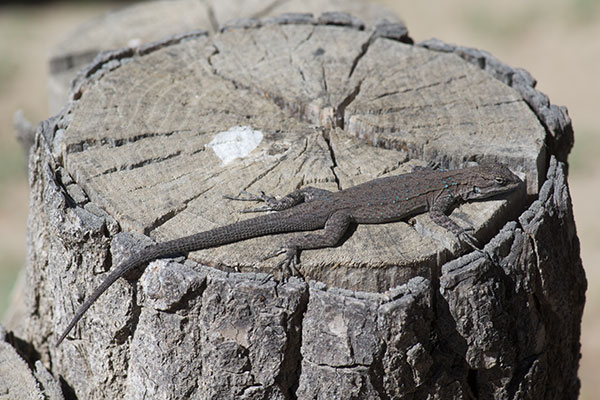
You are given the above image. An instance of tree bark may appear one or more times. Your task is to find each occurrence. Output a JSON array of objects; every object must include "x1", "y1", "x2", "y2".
[{"x1": 3, "y1": 4, "x2": 584, "y2": 400}]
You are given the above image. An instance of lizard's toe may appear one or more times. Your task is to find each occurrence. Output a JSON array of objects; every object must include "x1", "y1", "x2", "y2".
[
  {"x1": 224, "y1": 191, "x2": 280, "y2": 213},
  {"x1": 269, "y1": 248, "x2": 302, "y2": 280},
  {"x1": 458, "y1": 230, "x2": 481, "y2": 251}
]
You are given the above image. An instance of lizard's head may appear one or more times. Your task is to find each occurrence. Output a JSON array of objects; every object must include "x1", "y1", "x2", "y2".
[{"x1": 463, "y1": 163, "x2": 523, "y2": 201}]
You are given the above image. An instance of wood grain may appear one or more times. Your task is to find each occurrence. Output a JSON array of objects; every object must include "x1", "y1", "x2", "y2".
[{"x1": 51, "y1": 20, "x2": 540, "y2": 291}]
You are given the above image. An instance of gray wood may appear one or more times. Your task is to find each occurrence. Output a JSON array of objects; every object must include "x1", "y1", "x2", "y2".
[
  {"x1": 48, "y1": 0, "x2": 399, "y2": 114},
  {"x1": 6, "y1": 9, "x2": 584, "y2": 400},
  {"x1": 53, "y1": 21, "x2": 532, "y2": 292},
  {"x1": 0, "y1": 326, "x2": 64, "y2": 400}
]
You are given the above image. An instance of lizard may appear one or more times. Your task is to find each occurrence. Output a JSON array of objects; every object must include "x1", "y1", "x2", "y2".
[{"x1": 56, "y1": 162, "x2": 522, "y2": 346}]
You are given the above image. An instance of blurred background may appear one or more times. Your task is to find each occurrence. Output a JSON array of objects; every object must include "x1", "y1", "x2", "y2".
[{"x1": 0, "y1": 0, "x2": 597, "y2": 397}]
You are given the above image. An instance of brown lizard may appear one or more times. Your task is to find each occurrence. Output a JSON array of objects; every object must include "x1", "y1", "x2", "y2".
[{"x1": 56, "y1": 162, "x2": 522, "y2": 346}]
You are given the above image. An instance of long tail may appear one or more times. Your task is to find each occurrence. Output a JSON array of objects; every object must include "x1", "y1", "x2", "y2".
[
  {"x1": 55, "y1": 245, "x2": 171, "y2": 346},
  {"x1": 55, "y1": 212, "x2": 303, "y2": 346}
]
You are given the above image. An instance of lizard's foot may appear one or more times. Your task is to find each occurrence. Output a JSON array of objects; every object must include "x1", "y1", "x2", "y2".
[
  {"x1": 263, "y1": 248, "x2": 302, "y2": 280},
  {"x1": 457, "y1": 229, "x2": 502, "y2": 265},
  {"x1": 457, "y1": 229, "x2": 483, "y2": 253},
  {"x1": 223, "y1": 190, "x2": 280, "y2": 213},
  {"x1": 412, "y1": 160, "x2": 442, "y2": 172}
]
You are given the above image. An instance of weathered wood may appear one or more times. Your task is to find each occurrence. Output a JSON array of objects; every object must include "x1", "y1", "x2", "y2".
[
  {"x1": 53, "y1": 20, "x2": 538, "y2": 293},
  {"x1": 0, "y1": 326, "x2": 64, "y2": 400},
  {"x1": 5, "y1": 7, "x2": 584, "y2": 400},
  {"x1": 48, "y1": 0, "x2": 399, "y2": 114}
]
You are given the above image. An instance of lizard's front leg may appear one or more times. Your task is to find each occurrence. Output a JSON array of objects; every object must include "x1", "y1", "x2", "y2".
[
  {"x1": 428, "y1": 196, "x2": 480, "y2": 250},
  {"x1": 225, "y1": 187, "x2": 333, "y2": 213},
  {"x1": 277, "y1": 210, "x2": 352, "y2": 277}
]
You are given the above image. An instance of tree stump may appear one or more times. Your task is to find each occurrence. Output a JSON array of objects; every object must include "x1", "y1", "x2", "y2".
[{"x1": 4, "y1": 9, "x2": 584, "y2": 400}]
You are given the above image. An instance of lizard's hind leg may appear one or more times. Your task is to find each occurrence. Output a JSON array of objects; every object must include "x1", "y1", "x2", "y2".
[
  {"x1": 275, "y1": 210, "x2": 352, "y2": 277},
  {"x1": 225, "y1": 187, "x2": 333, "y2": 213}
]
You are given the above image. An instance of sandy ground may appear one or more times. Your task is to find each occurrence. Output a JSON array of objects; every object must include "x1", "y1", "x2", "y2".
[{"x1": 0, "y1": 1, "x2": 597, "y2": 397}]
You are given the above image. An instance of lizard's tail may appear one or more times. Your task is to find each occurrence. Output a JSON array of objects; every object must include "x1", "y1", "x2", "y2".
[
  {"x1": 55, "y1": 213, "x2": 298, "y2": 346},
  {"x1": 55, "y1": 245, "x2": 172, "y2": 347}
]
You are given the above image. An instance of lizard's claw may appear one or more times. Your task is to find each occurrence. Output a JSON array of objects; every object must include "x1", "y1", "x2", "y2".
[
  {"x1": 412, "y1": 161, "x2": 441, "y2": 172},
  {"x1": 458, "y1": 229, "x2": 482, "y2": 252},
  {"x1": 224, "y1": 191, "x2": 280, "y2": 213},
  {"x1": 263, "y1": 248, "x2": 302, "y2": 280},
  {"x1": 457, "y1": 229, "x2": 501, "y2": 264},
  {"x1": 223, "y1": 190, "x2": 267, "y2": 202}
]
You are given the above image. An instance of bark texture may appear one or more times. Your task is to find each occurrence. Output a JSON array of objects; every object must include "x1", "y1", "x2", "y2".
[{"x1": 2, "y1": 4, "x2": 584, "y2": 400}]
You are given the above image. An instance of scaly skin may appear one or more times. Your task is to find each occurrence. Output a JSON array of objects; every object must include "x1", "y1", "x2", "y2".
[{"x1": 56, "y1": 163, "x2": 522, "y2": 346}]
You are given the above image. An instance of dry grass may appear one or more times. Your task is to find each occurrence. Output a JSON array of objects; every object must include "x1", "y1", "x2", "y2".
[{"x1": 0, "y1": 0, "x2": 597, "y2": 397}]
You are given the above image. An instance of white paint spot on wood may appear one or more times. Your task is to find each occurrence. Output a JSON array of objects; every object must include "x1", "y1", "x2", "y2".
[
  {"x1": 207, "y1": 126, "x2": 264, "y2": 165},
  {"x1": 127, "y1": 38, "x2": 142, "y2": 48}
]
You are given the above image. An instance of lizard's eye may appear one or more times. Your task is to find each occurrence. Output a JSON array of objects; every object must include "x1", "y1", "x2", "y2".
[{"x1": 494, "y1": 177, "x2": 506, "y2": 185}]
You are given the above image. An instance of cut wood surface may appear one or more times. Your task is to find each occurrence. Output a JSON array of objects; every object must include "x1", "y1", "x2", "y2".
[
  {"x1": 49, "y1": 0, "x2": 399, "y2": 114},
  {"x1": 55, "y1": 17, "x2": 541, "y2": 292},
  {"x1": 4, "y1": 5, "x2": 584, "y2": 400}
]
